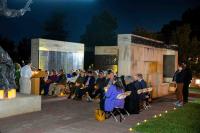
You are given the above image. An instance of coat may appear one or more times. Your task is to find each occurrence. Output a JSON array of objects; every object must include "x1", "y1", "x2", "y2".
[
  {"x1": 104, "y1": 85, "x2": 124, "y2": 112},
  {"x1": 124, "y1": 81, "x2": 141, "y2": 114}
]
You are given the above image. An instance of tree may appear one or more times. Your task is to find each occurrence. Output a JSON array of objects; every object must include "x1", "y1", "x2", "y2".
[
  {"x1": 175, "y1": 24, "x2": 191, "y2": 61},
  {"x1": 133, "y1": 27, "x2": 161, "y2": 40},
  {"x1": 42, "y1": 10, "x2": 68, "y2": 41},
  {"x1": 160, "y1": 20, "x2": 182, "y2": 44},
  {"x1": 182, "y1": 6, "x2": 200, "y2": 39},
  {"x1": 80, "y1": 11, "x2": 118, "y2": 69},
  {"x1": 149, "y1": 6, "x2": 200, "y2": 75},
  {"x1": 17, "y1": 38, "x2": 31, "y2": 63}
]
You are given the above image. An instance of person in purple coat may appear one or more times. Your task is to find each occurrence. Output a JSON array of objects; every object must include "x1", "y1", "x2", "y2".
[{"x1": 104, "y1": 78, "x2": 125, "y2": 112}]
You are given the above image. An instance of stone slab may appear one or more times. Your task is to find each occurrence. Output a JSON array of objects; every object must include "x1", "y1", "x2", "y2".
[{"x1": 0, "y1": 93, "x2": 41, "y2": 118}]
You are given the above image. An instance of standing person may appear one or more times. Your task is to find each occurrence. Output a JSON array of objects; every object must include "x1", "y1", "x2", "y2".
[
  {"x1": 15, "y1": 63, "x2": 21, "y2": 92},
  {"x1": 182, "y1": 62, "x2": 192, "y2": 104},
  {"x1": 19, "y1": 61, "x2": 32, "y2": 94},
  {"x1": 173, "y1": 63, "x2": 184, "y2": 107}
]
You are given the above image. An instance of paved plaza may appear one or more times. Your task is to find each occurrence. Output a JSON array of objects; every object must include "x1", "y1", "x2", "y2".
[{"x1": 0, "y1": 95, "x2": 176, "y2": 133}]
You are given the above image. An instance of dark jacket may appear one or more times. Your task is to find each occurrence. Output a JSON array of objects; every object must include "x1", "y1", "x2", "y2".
[
  {"x1": 84, "y1": 76, "x2": 95, "y2": 88},
  {"x1": 173, "y1": 70, "x2": 184, "y2": 83},
  {"x1": 96, "y1": 77, "x2": 106, "y2": 90},
  {"x1": 57, "y1": 74, "x2": 67, "y2": 85},
  {"x1": 124, "y1": 81, "x2": 141, "y2": 114},
  {"x1": 139, "y1": 79, "x2": 147, "y2": 89},
  {"x1": 182, "y1": 68, "x2": 192, "y2": 84},
  {"x1": 76, "y1": 76, "x2": 85, "y2": 84}
]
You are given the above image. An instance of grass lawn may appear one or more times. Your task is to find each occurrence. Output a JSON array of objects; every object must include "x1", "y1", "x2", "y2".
[
  {"x1": 133, "y1": 101, "x2": 200, "y2": 133},
  {"x1": 190, "y1": 87, "x2": 200, "y2": 93}
]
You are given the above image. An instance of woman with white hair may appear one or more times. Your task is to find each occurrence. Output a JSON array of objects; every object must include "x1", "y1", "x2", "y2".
[{"x1": 124, "y1": 75, "x2": 141, "y2": 114}]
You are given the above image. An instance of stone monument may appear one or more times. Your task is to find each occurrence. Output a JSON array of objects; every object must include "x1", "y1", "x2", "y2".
[{"x1": 0, "y1": 46, "x2": 16, "y2": 98}]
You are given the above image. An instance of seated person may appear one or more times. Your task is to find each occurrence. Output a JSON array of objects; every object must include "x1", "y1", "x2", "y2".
[
  {"x1": 124, "y1": 75, "x2": 141, "y2": 114},
  {"x1": 41, "y1": 70, "x2": 58, "y2": 95},
  {"x1": 84, "y1": 71, "x2": 95, "y2": 101},
  {"x1": 72, "y1": 71, "x2": 85, "y2": 100},
  {"x1": 40, "y1": 70, "x2": 49, "y2": 95},
  {"x1": 67, "y1": 72, "x2": 78, "y2": 99},
  {"x1": 98, "y1": 70, "x2": 115, "y2": 109},
  {"x1": 104, "y1": 78, "x2": 125, "y2": 112},
  {"x1": 48, "y1": 69, "x2": 67, "y2": 96},
  {"x1": 137, "y1": 74, "x2": 149, "y2": 106},
  {"x1": 49, "y1": 69, "x2": 58, "y2": 82},
  {"x1": 91, "y1": 70, "x2": 106, "y2": 109}
]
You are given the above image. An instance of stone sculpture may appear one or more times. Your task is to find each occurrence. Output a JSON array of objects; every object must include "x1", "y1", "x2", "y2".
[
  {"x1": 0, "y1": 46, "x2": 16, "y2": 90},
  {"x1": 0, "y1": 0, "x2": 32, "y2": 18}
]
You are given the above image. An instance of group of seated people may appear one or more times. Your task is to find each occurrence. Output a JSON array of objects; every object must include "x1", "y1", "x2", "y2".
[{"x1": 40, "y1": 69, "x2": 152, "y2": 115}]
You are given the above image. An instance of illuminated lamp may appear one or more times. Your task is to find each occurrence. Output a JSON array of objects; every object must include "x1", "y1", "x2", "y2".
[
  {"x1": 137, "y1": 122, "x2": 140, "y2": 126},
  {"x1": 8, "y1": 89, "x2": 16, "y2": 99},
  {"x1": 195, "y1": 79, "x2": 200, "y2": 85},
  {"x1": 0, "y1": 89, "x2": 4, "y2": 99},
  {"x1": 129, "y1": 128, "x2": 133, "y2": 131}
]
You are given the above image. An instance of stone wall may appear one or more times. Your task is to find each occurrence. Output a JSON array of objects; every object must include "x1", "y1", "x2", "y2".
[{"x1": 118, "y1": 44, "x2": 178, "y2": 98}]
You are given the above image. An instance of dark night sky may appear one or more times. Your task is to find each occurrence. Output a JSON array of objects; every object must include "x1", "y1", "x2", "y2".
[{"x1": 0, "y1": 0, "x2": 200, "y2": 43}]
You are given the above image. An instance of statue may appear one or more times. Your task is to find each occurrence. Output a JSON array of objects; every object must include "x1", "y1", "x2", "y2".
[
  {"x1": 0, "y1": 0, "x2": 33, "y2": 18},
  {"x1": 0, "y1": 46, "x2": 16, "y2": 90}
]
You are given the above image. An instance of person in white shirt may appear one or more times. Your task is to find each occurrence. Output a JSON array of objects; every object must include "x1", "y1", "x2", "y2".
[{"x1": 19, "y1": 62, "x2": 32, "y2": 94}]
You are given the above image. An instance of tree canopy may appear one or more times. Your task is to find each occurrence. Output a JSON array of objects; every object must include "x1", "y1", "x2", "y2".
[
  {"x1": 42, "y1": 10, "x2": 68, "y2": 41},
  {"x1": 81, "y1": 11, "x2": 118, "y2": 68}
]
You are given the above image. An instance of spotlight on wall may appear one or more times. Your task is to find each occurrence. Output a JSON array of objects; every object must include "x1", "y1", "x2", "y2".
[{"x1": 195, "y1": 79, "x2": 200, "y2": 85}]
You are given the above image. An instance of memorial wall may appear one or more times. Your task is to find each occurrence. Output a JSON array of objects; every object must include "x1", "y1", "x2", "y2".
[
  {"x1": 117, "y1": 34, "x2": 178, "y2": 98},
  {"x1": 31, "y1": 39, "x2": 84, "y2": 73}
]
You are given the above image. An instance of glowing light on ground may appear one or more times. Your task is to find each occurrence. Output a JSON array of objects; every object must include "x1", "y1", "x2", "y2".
[
  {"x1": 129, "y1": 128, "x2": 133, "y2": 131},
  {"x1": 137, "y1": 122, "x2": 140, "y2": 126}
]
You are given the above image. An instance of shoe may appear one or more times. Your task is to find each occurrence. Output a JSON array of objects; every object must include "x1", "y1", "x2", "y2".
[
  {"x1": 173, "y1": 101, "x2": 179, "y2": 106},
  {"x1": 86, "y1": 95, "x2": 93, "y2": 102},
  {"x1": 176, "y1": 102, "x2": 183, "y2": 107},
  {"x1": 71, "y1": 95, "x2": 75, "y2": 99}
]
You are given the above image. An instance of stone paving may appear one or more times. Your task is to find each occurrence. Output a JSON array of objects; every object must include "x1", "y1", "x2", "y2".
[{"x1": 0, "y1": 95, "x2": 176, "y2": 133}]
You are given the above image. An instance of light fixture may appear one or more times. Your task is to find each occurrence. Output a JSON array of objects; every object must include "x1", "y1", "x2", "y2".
[
  {"x1": 159, "y1": 114, "x2": 162, "y2": 117},
  {"x1": 195, "y1": 79, "x2": 200, "y2": 85},
  {"x1": 129, "y1": 128, "x2": 133, "y2": 131},
  {"x1": 137, "y1": 122, "x2": 140, "y2": 126},
  {"x1": 144, "y1": 120, "x2": 147, "y2": 123},
  {"x1": 154, "y1": 115, "x2": 157, "y2": 118},
  {"x1": 165, "y1": 110, "x2": 168, "y2": 113}
]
